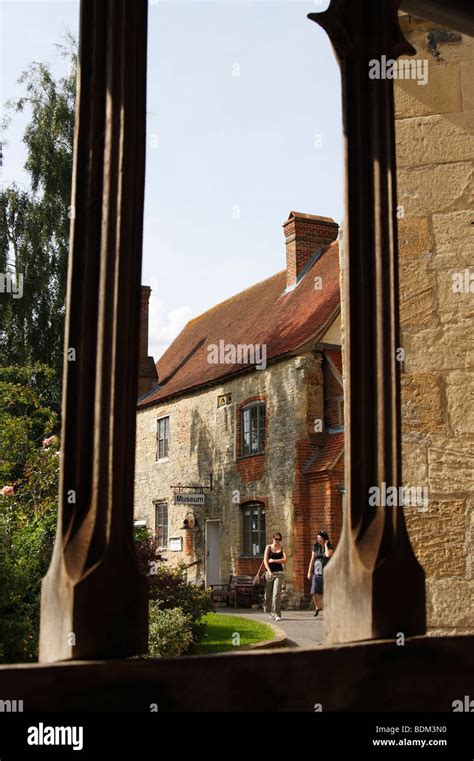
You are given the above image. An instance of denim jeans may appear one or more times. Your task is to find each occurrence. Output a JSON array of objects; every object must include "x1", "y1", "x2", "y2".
[{"x1": 264, "y1": 571, "x2": 284, "y2": 616}]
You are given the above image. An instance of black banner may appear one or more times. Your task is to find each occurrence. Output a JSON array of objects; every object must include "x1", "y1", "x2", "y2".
[{"x1": 0, "y1": 712, "x2": 472, "y2": 759}]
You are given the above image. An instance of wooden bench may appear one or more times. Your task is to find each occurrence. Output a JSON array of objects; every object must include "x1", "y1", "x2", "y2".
[
  {"x1": 229, "y1": 575, "x2": 255, "y2": 608},
  {"x1": 210, "y1": 575, "x2": 265, "y2": 608},
  {"x1": 208, "y1": 583, "x2": 231, "y2": 607}
]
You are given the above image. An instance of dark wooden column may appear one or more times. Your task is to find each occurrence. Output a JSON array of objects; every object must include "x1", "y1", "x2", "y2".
[
  {"x1": 39, "y1": 0, "x2": 149, "y2": 661},
  {"x1": 309, "y1": 0, "x2": 426, "y2": 642}
]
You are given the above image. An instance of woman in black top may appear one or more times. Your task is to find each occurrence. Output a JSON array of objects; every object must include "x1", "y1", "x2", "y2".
[
  {"x1": 263, "y1": 532, "x2": 287, "y2": 621},
  {"x1": 307, "y1": 530, "x2": 334, "y2": 617}
]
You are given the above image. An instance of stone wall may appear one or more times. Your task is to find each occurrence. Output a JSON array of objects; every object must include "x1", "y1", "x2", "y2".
[
  {"x1": 395, "y1": 14, "x2": 473, "y2": 634},
  {"x1": 135, "y1": 353, "x2": 323, "y2": 602}
]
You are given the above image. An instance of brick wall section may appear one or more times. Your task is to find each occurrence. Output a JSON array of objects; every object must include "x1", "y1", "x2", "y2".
[
  {"x1": 304, "y1": 473, "x2": 342, "y2": 588},
  {"x1": 236, "y1": 455, "x2": 265, "y2": 482},
  {"x1": 308, "y1": 478, "x2": 330, "y2": 532},
  {"x1": 289, "y1": 353, "x2": 327, "y2": 603},
  {"x1": 395, "y1": 15, "x2": 474, "y2": 634},
  {"x1": 328, "y1": 469, "x2": 344, "y2": 543},
  {"x1": 235, "y1": 557, "x2": 262, "y2": 576},
  {"x1": 184, "y1": 529, "x2": 194, "y2": 557},
  {"x1": 292, "y1": 438, "x2": 315, "y2": 600},
  {"x1": 283, "y1": 213, "x2": 339, "y2": 288},
  {"x1": 292, "y1": 353, "x2": 344, "y2": 606}
]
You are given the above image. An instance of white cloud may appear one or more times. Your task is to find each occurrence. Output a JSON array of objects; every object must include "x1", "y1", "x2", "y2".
[{"x1": 147, "y1": 278, "x2": 193, "y2": 361}]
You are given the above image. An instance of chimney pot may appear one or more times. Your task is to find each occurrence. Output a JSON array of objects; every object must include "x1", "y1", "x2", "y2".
[{"x1": 138, "y1": 285, "x2": 158, "y2": 397}]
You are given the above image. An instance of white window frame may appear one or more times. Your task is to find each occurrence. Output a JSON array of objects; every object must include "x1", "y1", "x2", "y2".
[
  {"x1": 156, "y1": 415, "x2": 170, "y2": 461},
  {"x1": 154, "y1": 500, "x2": 169, "y2": 550},
  {"x1": 241, "y1": 401, "x2": 266, "y2": 457}
]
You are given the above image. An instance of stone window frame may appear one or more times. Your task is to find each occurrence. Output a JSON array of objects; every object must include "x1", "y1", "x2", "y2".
[
  {"x1": 236, "y1": 395, "x2": 268, "y2": 459},
  {"x1": 156, "y1": 415, "x2": 170, "y2": 461},
  {"x1": 241, "y1": 499, "x2": 266, "y2": 557}
]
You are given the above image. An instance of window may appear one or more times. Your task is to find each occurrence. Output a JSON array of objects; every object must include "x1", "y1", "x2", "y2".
[
  {"x1": 241, "y1": 401, "x2": 265, "y2": 456},
  {"x1": 155, "y1": 501, "x2": 168, "y2": 549},
  {"x1": 242, "y1": 502, "x2": 266, "y2": 556},
  {"x1": 157, "y1": 416, "x2": 170, "y2": 460}
]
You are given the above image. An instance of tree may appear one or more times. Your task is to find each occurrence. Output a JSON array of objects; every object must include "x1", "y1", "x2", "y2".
[{"x1": 0, "y1": 38, "x2": 76, "y2": 392}]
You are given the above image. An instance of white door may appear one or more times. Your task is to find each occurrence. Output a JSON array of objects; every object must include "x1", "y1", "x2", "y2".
[{"x1": 205, "y1": 520, "x2": 221, "y2": 586}]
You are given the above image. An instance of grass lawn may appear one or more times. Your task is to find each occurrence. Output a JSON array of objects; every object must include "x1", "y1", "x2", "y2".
[{"x1": 196, "y1": 613, "x2": 275, "y2": 655}]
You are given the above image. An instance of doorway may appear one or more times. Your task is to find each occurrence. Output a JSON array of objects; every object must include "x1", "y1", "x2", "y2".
[{"x1": 205, "y1": 520, "x2": 221, "y2": 586}]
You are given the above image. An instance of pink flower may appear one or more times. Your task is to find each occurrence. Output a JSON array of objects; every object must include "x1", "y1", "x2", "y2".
[
  {"x1": 1, "y1": 485, "x2": 14, "y2": 497},
  {"x1": 42, "y1": 435, "x2": 57, "y2": 448}
]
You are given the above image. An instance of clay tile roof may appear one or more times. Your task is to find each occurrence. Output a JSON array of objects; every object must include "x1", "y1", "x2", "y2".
[
  {"x1": 307, "y1": 432, "x2": 345, "y2": 473},
  {"x1": 139, "y1": 240, "x2": 340, "y2": 407}
]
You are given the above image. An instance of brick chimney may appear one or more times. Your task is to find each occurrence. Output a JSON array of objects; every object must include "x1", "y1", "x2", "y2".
[
  {"x1": 283, "y1": 211, "x2": 339, "y2": 289},
  {"x1": 138, "y1": 285, "x2": 158, "y2": 397}
]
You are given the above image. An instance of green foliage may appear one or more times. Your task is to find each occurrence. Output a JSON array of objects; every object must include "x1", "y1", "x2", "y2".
[
  {"x1": 0, "y1": 366, "x2": 59, "y2": 662},
  {"x1": 0, "y1": 37, "x2": 76, "y2": 392},
  {"x1": 148, "y1": 604, "x2": 194, "y2": 658},
  {"x1": 0, "y1": 364, "x2": 59, "y2": 484},
  {"x1": 148, "y1": 564, "x2": 215, "y2": 650},
  {"x1": 134, "y1": 527, "x2": 165, "y2": 575},
  {"x1": 134, "y1": 530, "x2": 215, "y2": 654},
  {"x1": 0, "y1": 445, "x2": 59, "y2": 662}
]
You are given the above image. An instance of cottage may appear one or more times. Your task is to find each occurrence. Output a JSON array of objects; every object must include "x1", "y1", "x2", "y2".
[{"x1": 134, "y1": 211, "x2": 344, "y2": 606}]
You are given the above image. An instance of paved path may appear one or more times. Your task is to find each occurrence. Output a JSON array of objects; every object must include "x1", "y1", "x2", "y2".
[{"x1": 217, "y1": 608, "x2": 325, "y2": 649}]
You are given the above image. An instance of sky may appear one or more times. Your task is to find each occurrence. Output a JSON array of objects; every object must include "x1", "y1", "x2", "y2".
[{"x1": 1, "y1": 0, "x2": 343, "y2": 360}]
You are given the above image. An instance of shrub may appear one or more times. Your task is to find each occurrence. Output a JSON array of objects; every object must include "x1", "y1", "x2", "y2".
[
  {"x1": 148, "y1": 604, "x2": 193, "y2": 657},
  {"x1": 0, "y1": 412, "x2": 59, "y2": 663},
  {"x1": 148, "y1": 564, "x2": 215, "y2": 650},
  {"x1": 134, "y1": 527, "x2": 165, "y2": 576},
  {"x1": 133, "y1": 529, "x2": 215, "y2": 653}
]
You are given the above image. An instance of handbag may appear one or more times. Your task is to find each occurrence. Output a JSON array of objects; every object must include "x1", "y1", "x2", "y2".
[{"x1": 253, "y1": 560, "x2": 266, "y2": 585}]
